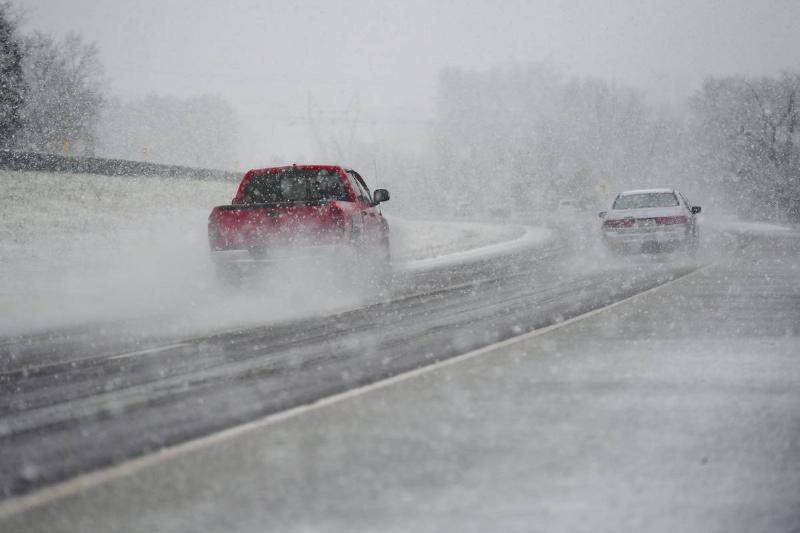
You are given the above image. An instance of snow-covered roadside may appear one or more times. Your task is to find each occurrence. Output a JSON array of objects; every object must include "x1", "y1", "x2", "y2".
[
  {"x1": 391, "y1": 218, "x2": 552, "y2": 272},
  {"x1": 389, "y1": 218, "x2": 525, "y2": 263},
  {"x1": 0, "y1": 171, "x2": 550, "y2": 335},
  {"x1": 703, "y1": 216, "x2": 795, "y2": 235}
]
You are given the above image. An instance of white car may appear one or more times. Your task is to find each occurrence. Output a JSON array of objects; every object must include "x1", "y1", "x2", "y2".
[{"x1": 599, "y1": 188, "x2": 701, "y2": 253}]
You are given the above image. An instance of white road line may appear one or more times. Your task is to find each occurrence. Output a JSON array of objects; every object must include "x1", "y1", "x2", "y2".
[
  {"x1": 0, "y1": 263, "x2": 711, "y2": 520},
  {"x1": 0, "y1": 342, "x2": 193, "y2": 377},
  {"x1": 106, "y1": 343, "x2": 191, "y2": 362}
]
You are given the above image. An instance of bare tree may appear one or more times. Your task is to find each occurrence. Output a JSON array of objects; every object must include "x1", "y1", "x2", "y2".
[
  {"x1": 17, "y1": 31, "x2": 105, "y2": 154},
  {"x1": 693, "y1": 72, "x2": 800, "y2": 220},
  {"x1": 97, "y1": 93, "x2": 239, "y2": 170},
  {"x1": 432, "y1": 64, "x2": 667, "y2": 214},
  {"x1": 0, "y1": 1, "x2": 24, "y2": 147}
]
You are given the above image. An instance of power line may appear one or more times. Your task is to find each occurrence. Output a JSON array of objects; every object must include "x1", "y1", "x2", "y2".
[
  {"x1": 105, "y1": 61, "x2": 434, "y2": 90},
  {"x1": 246, "y1": 111, "x2": 433, "y2": 126}
]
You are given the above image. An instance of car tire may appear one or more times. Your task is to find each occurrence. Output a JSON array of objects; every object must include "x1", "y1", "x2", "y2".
[
  {"x1": 687, "y1": 228, "x2": 700, "y2": 254},
  {"x1": 604, "y1": 241, "x2": 624, "y2": 257}
]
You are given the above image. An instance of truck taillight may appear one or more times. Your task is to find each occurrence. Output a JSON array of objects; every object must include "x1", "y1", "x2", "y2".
[
  {"x1": 208, "y1": 209, "x2": 226, "y2": 249},
  {"x1": 328, "y1": 203, "x2": 346, "y2": 233},
  {"x1": 655, "y1": 215, "x2": 688, "y2": 225}
]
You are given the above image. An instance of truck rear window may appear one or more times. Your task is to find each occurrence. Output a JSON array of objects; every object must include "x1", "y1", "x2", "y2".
[{"x1": 240, "y1": 169, "x2": 349, "y2": 204}]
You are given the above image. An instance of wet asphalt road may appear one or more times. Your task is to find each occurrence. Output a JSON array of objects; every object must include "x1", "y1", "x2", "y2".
[
  {"x1": 0, "y1": 231, "x2": 734, "y2": 499},
  {"x1": 1, "y1": 228, "x2": 796, "y2": 533}
]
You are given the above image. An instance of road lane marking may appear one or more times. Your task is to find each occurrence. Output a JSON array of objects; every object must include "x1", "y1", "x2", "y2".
[
  {"x1": 105, "y1": 343, "x2": 192, "y2": 361},
  {"x1": 0, "y1": 262, "x2": 711, "y2": 520},
  {"x1": 0, "y1": 342, "x2": 193, "y2": 379}
]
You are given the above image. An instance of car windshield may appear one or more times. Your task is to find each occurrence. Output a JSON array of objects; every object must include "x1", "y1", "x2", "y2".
[
  {"x1": 613, "y1": 192, "x2": 679, "y2": 210},
  {"x1": 240, "y1": 168, "x2": 348, "y2": 204}
]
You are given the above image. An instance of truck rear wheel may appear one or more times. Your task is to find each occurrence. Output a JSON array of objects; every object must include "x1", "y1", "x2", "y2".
[{"x1": 213, "y1": 254, "x2": 246, "y2": 287}]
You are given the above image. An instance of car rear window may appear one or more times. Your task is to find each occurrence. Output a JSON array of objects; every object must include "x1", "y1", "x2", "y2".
[
  {"x1": 240, "y1": 168, "x2": 349, "y2": 204},
  {"x1": 613, "y1": 192, "x2": 678, "y2": 210}
]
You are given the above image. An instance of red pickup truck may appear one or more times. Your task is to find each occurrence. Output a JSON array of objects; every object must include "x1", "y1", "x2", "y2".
[{"x1": 208, "y1": 164, "x2": 391, "y2": 283}]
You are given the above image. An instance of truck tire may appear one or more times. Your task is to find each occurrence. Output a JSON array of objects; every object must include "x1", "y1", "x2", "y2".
[{"x1": 213, "y1": 256, "x2": 243, "y2": 287}]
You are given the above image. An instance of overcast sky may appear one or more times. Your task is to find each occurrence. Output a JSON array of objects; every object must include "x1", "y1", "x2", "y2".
[{"x1": 20, "y1": 0, "x2": 800, "y2": 167}]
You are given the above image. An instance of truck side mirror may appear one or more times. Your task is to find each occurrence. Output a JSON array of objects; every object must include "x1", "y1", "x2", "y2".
[
  {"x1": 373, "y1": 189, "x2": 390, "y2": 204},
  {"x1": 598, "y1": 211, "x2": 607, "y2": 219},
  {"x1": 691, "y1": 206, "x2": 701, "y2": 214}
]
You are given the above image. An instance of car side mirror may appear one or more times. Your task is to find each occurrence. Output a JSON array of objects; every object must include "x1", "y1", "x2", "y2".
[
  {"x1": 598, "y1": 211, "x2": 607, "y2": 219},
  {"x1": 691, "y1": 206, "x2": 701, "y2": 214},
  {"x1": 373, "y1": 189, "x2": 390, "y2": 204}
]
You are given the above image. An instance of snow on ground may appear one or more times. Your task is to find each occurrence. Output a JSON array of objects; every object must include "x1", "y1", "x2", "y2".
[
  {"x1": 703, "y1": 216, "x2": 794, "y2": 234},
  {"x1": 0, "y1": 170, "x2": 548, "y2": 335},
  {"x1": 389, "y1": 218, "x2": 525, "y2": 262},
  {"x1": 392, "y1": 219, "x2": 552, "y2": 272},
  {"x1": 6, "y1": 229, "x2": 796, "y2": 532}
]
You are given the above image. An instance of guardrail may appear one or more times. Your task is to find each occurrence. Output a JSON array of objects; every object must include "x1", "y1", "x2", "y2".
[{"x1": 0, "y1": 150, "x2": 240, "y2": 182}]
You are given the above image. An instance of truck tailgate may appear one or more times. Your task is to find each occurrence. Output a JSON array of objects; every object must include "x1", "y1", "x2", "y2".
[{"x1": 208, "y1": 202, "x2": 346, "y2": 250}]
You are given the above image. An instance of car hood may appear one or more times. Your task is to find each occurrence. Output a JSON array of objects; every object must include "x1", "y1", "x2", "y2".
[{"x1": 606, "y1": 205, "x2": 684, "y2": 219}]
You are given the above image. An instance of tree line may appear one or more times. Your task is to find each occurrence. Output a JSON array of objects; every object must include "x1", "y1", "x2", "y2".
[
  {"x1": 2, "y1": 2, "x2": 797, "y2": 219},
  {"x1": 0, "y1": 2, "x2": 238, "y2": 170},
  {"x1": 692, "y1": 73, "x2": 800, "y2": 220},
  {"x1": 431, "y1": 64, "x2": 800, "y2": 221}
]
